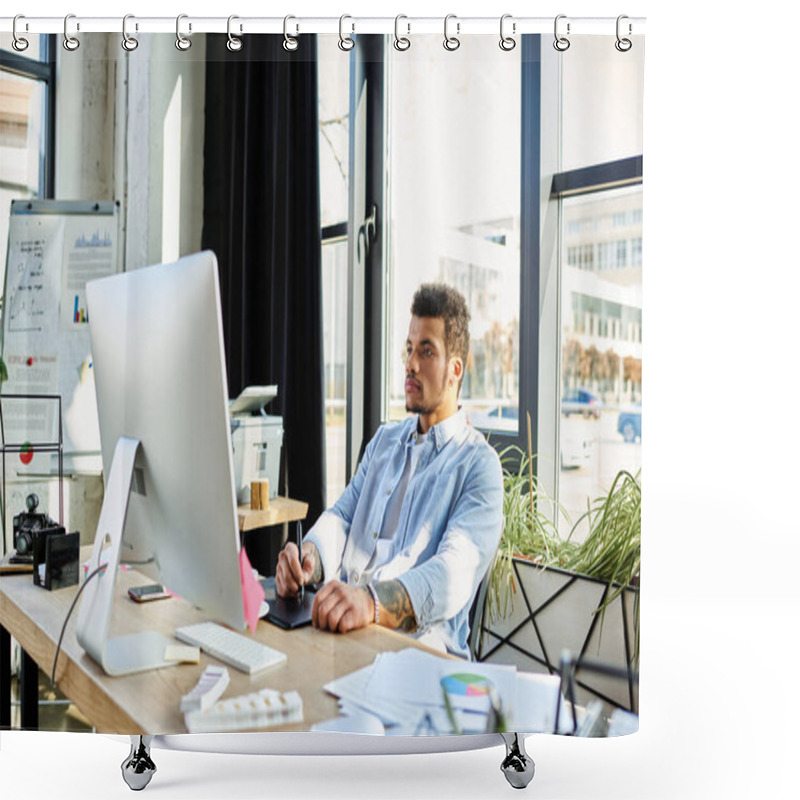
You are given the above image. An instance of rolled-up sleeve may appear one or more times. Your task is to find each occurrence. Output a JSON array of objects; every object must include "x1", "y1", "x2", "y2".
[
  {"x1": 397, "y1": 447, "x2": 503, "y2": 629},
  {"x1": 304, "y1": 426, "x2": 384, "y2": 582}
]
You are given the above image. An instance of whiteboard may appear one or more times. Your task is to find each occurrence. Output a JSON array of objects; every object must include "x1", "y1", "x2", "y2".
[{"x1": 1, "y1": 200, "x2": 120, "y2": 473}]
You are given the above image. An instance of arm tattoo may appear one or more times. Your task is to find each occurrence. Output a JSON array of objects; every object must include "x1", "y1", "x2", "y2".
[
  {"x1": 306, "y1": 543, "x2": 324, "y2": 584},
  {"x1": 374, "y1": 580, "x2": 418, "y2": 633}
]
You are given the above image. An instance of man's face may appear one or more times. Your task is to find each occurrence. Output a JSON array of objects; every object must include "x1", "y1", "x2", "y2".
[{"x1": 404, "y1": 316, "x2": 459, "y2": 416}]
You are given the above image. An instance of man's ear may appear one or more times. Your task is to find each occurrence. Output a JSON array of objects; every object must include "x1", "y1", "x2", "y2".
[{"x1": 450, "y1": 357, "x2": 463, "y2": 386}]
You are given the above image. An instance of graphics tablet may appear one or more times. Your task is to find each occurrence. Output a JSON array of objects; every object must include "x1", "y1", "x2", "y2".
[{"x1": 259, "y1": 576, "x2": 316, "y2": 629}]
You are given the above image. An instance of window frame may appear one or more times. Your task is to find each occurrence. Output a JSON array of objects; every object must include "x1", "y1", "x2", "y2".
[{"x1": 0, "y1": 35, "x2": 57, "y2": 200}]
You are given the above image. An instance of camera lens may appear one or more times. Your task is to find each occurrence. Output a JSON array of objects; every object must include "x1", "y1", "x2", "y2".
[{"x1": 16, "y1": 532, "x2": 33, "y2": 554}]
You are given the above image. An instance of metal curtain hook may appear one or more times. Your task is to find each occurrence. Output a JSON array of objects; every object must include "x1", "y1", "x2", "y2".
[
  {"x1": 12, "y1": 15, "x2": 29, "y2": 52},
  {"x1": 499, "y1": 14, "x2": 516, "y2": 51},
  {"x1": 394, "y1": 14, "x2": 411, "y2": 51},
  {"x1": 283, "y1": 15, "x2": 299, "y2": 51},
  {"x1": 553, "y1": 14, "x2": 570, "y2": 52},
  {"x1": 615, "y1": 15, "x2": 632, "y2": 52},
  {"x1": 63, "y1": 14, "x2": 80, "y2": 51},
  {"x1": 122, "y1": 14, "x2": 138, "y2": 51},
  {"x1": 443, "y1": 14, "x2": 460, "y2": 51},
  {"x1": 176, "y1": 14, "x2": 191, "y2": 51},
  {"x1": 338, "y1": 14, "x2": 354, "y2": 51},
  {"x1": 227, "y1": 15, "x2": 242, "y2": 51}
]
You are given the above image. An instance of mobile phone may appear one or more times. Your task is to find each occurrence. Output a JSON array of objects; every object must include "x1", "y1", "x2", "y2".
[{"x1": 128, "y1": 583, "x2": 170, "y2": 602}]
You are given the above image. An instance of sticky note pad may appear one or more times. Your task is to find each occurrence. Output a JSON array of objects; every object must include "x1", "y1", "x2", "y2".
[{"x1": 164, "y1": 645, "x2": 201, "y2": 664}]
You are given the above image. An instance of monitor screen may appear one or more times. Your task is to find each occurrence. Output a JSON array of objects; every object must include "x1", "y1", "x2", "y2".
[{"x1": 86, "y1": 251, "x2": 245, "y2": 631}]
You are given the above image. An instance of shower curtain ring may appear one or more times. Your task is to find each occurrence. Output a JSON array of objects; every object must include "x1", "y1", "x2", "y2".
[
  {"x1": 615, "y1": 15, "x2": 633, "y2": 52},
  {"x1": 499, "y1": 14, "x2": 516, "y2": 51},
  {"x1": 63, "y1": 14, "x2": 80, "y2": 51},
  {"x1": 176, "y1": 14, "x2": 192, "y2": 50},
  {"x1": 283, "y1": 15, "x2": 299, "y2": 51},
  {"x1": 553, "y1": 14, "x2": 570, "y2": 52},
  {"x1": 122, "y1": 14, "x2": 138, "y2": 51},
  {"x1": 227, "y1": 15, "x2": 242, "y2": 51},
  {"x1": 394, "y1": 15, "x2": 411, "y2": 51},
  {"x1": 338, "y1": 14, "x2": 355, "y2": 51},
  {"x1": 443, "y1": 14, "x2": 460, "y2": 51},
  {"x1": 12, "y1": 15, "x2": 29, "y2": 52}
]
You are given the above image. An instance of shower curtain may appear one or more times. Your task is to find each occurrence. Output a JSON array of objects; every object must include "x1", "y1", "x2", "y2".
[{"x1": 0, "y1": 15, "x2": 644, "y2": 759}]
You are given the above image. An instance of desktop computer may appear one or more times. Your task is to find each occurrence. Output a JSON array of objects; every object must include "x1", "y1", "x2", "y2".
[{"x1": 76, "y1": 251, "x2": 247, "y2": 675}]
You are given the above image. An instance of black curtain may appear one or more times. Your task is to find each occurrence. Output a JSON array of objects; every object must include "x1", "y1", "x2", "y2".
[{"x1": 202, "y1": 34, "x2": 325, "y2": 527}]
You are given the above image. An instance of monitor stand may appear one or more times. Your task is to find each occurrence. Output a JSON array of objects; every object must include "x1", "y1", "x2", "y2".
[{"x1": 76, "y1": 436, "x2": 174, "y2": 676}]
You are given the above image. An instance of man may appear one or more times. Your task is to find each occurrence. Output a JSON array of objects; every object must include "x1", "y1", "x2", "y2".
[{"x1": 275, "y1": 283, "x2": 503, "y2": 658}]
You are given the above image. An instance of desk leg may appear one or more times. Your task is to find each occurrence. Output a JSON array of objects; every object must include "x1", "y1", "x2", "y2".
[
  {"x1": 0, "y1": 624, "x2": 10, "y2": 728},
  {"x1": 19, "y1": 648, "x2": 38, "y2": 730}
]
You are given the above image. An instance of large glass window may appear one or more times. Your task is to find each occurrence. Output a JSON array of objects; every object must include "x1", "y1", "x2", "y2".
[
  {"x1": 558, "y1": 185, "x2": 642, "y2": 537},
  {"x1": 318, "y1": 36, "x2": 350, "y2": 507},
  {"x1": 385, "y1": 36, "x2": 521, "y2": 434},
  {"x1": 0, "y1": 38, "x2": 54, "y2": 295}
]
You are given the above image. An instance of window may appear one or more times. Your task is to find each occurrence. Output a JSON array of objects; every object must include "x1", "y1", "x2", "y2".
[
  {"x1": 317, "y1": 36, "x2": 350, "y2": 507},
  {"x1": 385, "y1": 36, "x2": 521, "y2": 435},
  {"x1": 0, "y1": 36, "x2": 55, "y2": 293},
  {"x1": 558, "y1": 184, "x2": 642, "y2": 537}
]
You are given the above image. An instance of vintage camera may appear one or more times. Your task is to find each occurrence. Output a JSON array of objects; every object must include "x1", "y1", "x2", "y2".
[{"x1": 13, "y1": 493, "x2": 57, "y2": 563}]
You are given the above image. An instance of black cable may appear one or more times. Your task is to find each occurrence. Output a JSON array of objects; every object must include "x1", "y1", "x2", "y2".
[{"x1": 50, "y1": 561, "x2": 108, "y2": 687}]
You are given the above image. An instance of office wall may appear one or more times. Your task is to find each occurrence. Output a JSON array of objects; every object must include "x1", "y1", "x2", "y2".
[
  {"x1": 55, "y1": 34, "x2": 116, "y2": 201},
  {"x1": 128, "y1": 35, "x2": 206, "y2": 269}
]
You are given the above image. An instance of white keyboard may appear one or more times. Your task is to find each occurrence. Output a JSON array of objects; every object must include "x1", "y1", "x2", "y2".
[{"x1": 174, "y1": 622, "x2": 287, "y2": 675}]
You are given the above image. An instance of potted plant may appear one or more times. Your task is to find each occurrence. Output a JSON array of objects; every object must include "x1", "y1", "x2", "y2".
[{"x1": 477, "y1": 426, "x2": 640, "y2": 713}]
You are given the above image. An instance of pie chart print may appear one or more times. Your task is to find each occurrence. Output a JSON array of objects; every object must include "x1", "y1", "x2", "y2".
[{"x1": 441, "y1": 673, "x2": 492, "y2": 698}]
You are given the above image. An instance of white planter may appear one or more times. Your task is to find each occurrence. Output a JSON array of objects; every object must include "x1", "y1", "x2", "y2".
[{"x1": 476, "y1": 559, "x2": 638, "y2": 712}]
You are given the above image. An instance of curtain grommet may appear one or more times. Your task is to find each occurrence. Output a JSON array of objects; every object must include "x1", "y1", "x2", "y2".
[
  {"x1": 63, "y1": 14, "x2": 80, "y2": 51},
  {"x1": 12, "y1": 15, "x2": 29, "y2": 52},
  {"x1": 283, "y1": 15, "x2": 299, "y2": 51},
  {"x1": 121, "y1": 14, "x2": 138, "y2": 51},
  {"x1": 394, "y1": 14, "x2": 411, "y2": 51},
  {"x1": 443, "y1": 14, "x2": 460, "y2": 52},
  {"x1": 175, "y1": 13, "x2": 192, "y2": 51},
  {"x1": 338, "y1": 14, "x2": 355, "y2": 51},
  {"x1": 553, "y1": 14, "x2": 570, "y2": 52},
  {"x1": 226, "y1": 15, "x2": 242, "y2": 52},
  {"x1": 499, "y1": 14, "x2": 516, "y2": 51},
  {"x1": 615, "y1": 15, "x2": 633, "y2": 52}
]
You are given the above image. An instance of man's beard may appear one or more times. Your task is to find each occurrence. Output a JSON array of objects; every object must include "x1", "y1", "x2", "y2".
[{"x1": 405, "y1": 372, "x2": 449, "y2": 415}]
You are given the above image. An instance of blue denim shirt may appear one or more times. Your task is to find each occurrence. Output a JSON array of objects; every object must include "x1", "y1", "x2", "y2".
[{"x1": 305, "y1": 409, "x2": 503, "y2": 659}]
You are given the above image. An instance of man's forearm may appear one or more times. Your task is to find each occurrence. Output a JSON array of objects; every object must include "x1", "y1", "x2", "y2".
[{"x1": 373, "y1": 580, "x2": 418, "y2": 633}]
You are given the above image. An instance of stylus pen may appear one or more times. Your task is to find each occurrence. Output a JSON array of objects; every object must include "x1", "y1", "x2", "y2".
[{"x1": 296, "y1": 520, "x2": 304, "y2": 603}]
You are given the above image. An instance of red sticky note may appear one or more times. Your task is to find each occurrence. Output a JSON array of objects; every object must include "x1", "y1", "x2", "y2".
[{"x1": 239, "y1": 547, "x2": 265, "y2": 634}]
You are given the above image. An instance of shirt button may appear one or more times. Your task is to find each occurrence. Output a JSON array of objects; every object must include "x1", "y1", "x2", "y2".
[
  {"x1": 386, "y1": 488, "x2": 391, "y2": 495},
  {"x1": 353, "y1": 572, "x2": 359, "y2": 583},
  {"x1": 372, "y1": 531, "x2": 378, "y2": 539}
]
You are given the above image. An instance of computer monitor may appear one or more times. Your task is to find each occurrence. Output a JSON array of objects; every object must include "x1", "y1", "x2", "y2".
[{"x1": 76, "y1": 251, "x2": 246, "y2": 675}]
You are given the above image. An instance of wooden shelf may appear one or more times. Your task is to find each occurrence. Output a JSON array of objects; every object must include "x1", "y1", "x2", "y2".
[{"x1": 237, "y1": 496, "x2": 308, "y2": 531}]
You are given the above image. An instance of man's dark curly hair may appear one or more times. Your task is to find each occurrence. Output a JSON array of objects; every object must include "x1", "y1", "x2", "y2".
[{"x1": 410, "y1": 283, "x2": 471, "y2": 392}]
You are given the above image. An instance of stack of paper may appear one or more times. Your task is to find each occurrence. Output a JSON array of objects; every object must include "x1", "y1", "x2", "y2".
[{"x1": 322, "y1": 648, "x2": 567, "y2": 736}]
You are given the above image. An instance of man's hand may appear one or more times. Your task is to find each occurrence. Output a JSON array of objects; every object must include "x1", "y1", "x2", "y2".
[
  {"x1": 275, "y1": 542, "x2": 319, "y2": 598},
  {"x1": 311, "y1": 580, "x2": 375, "y2": 633}
]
